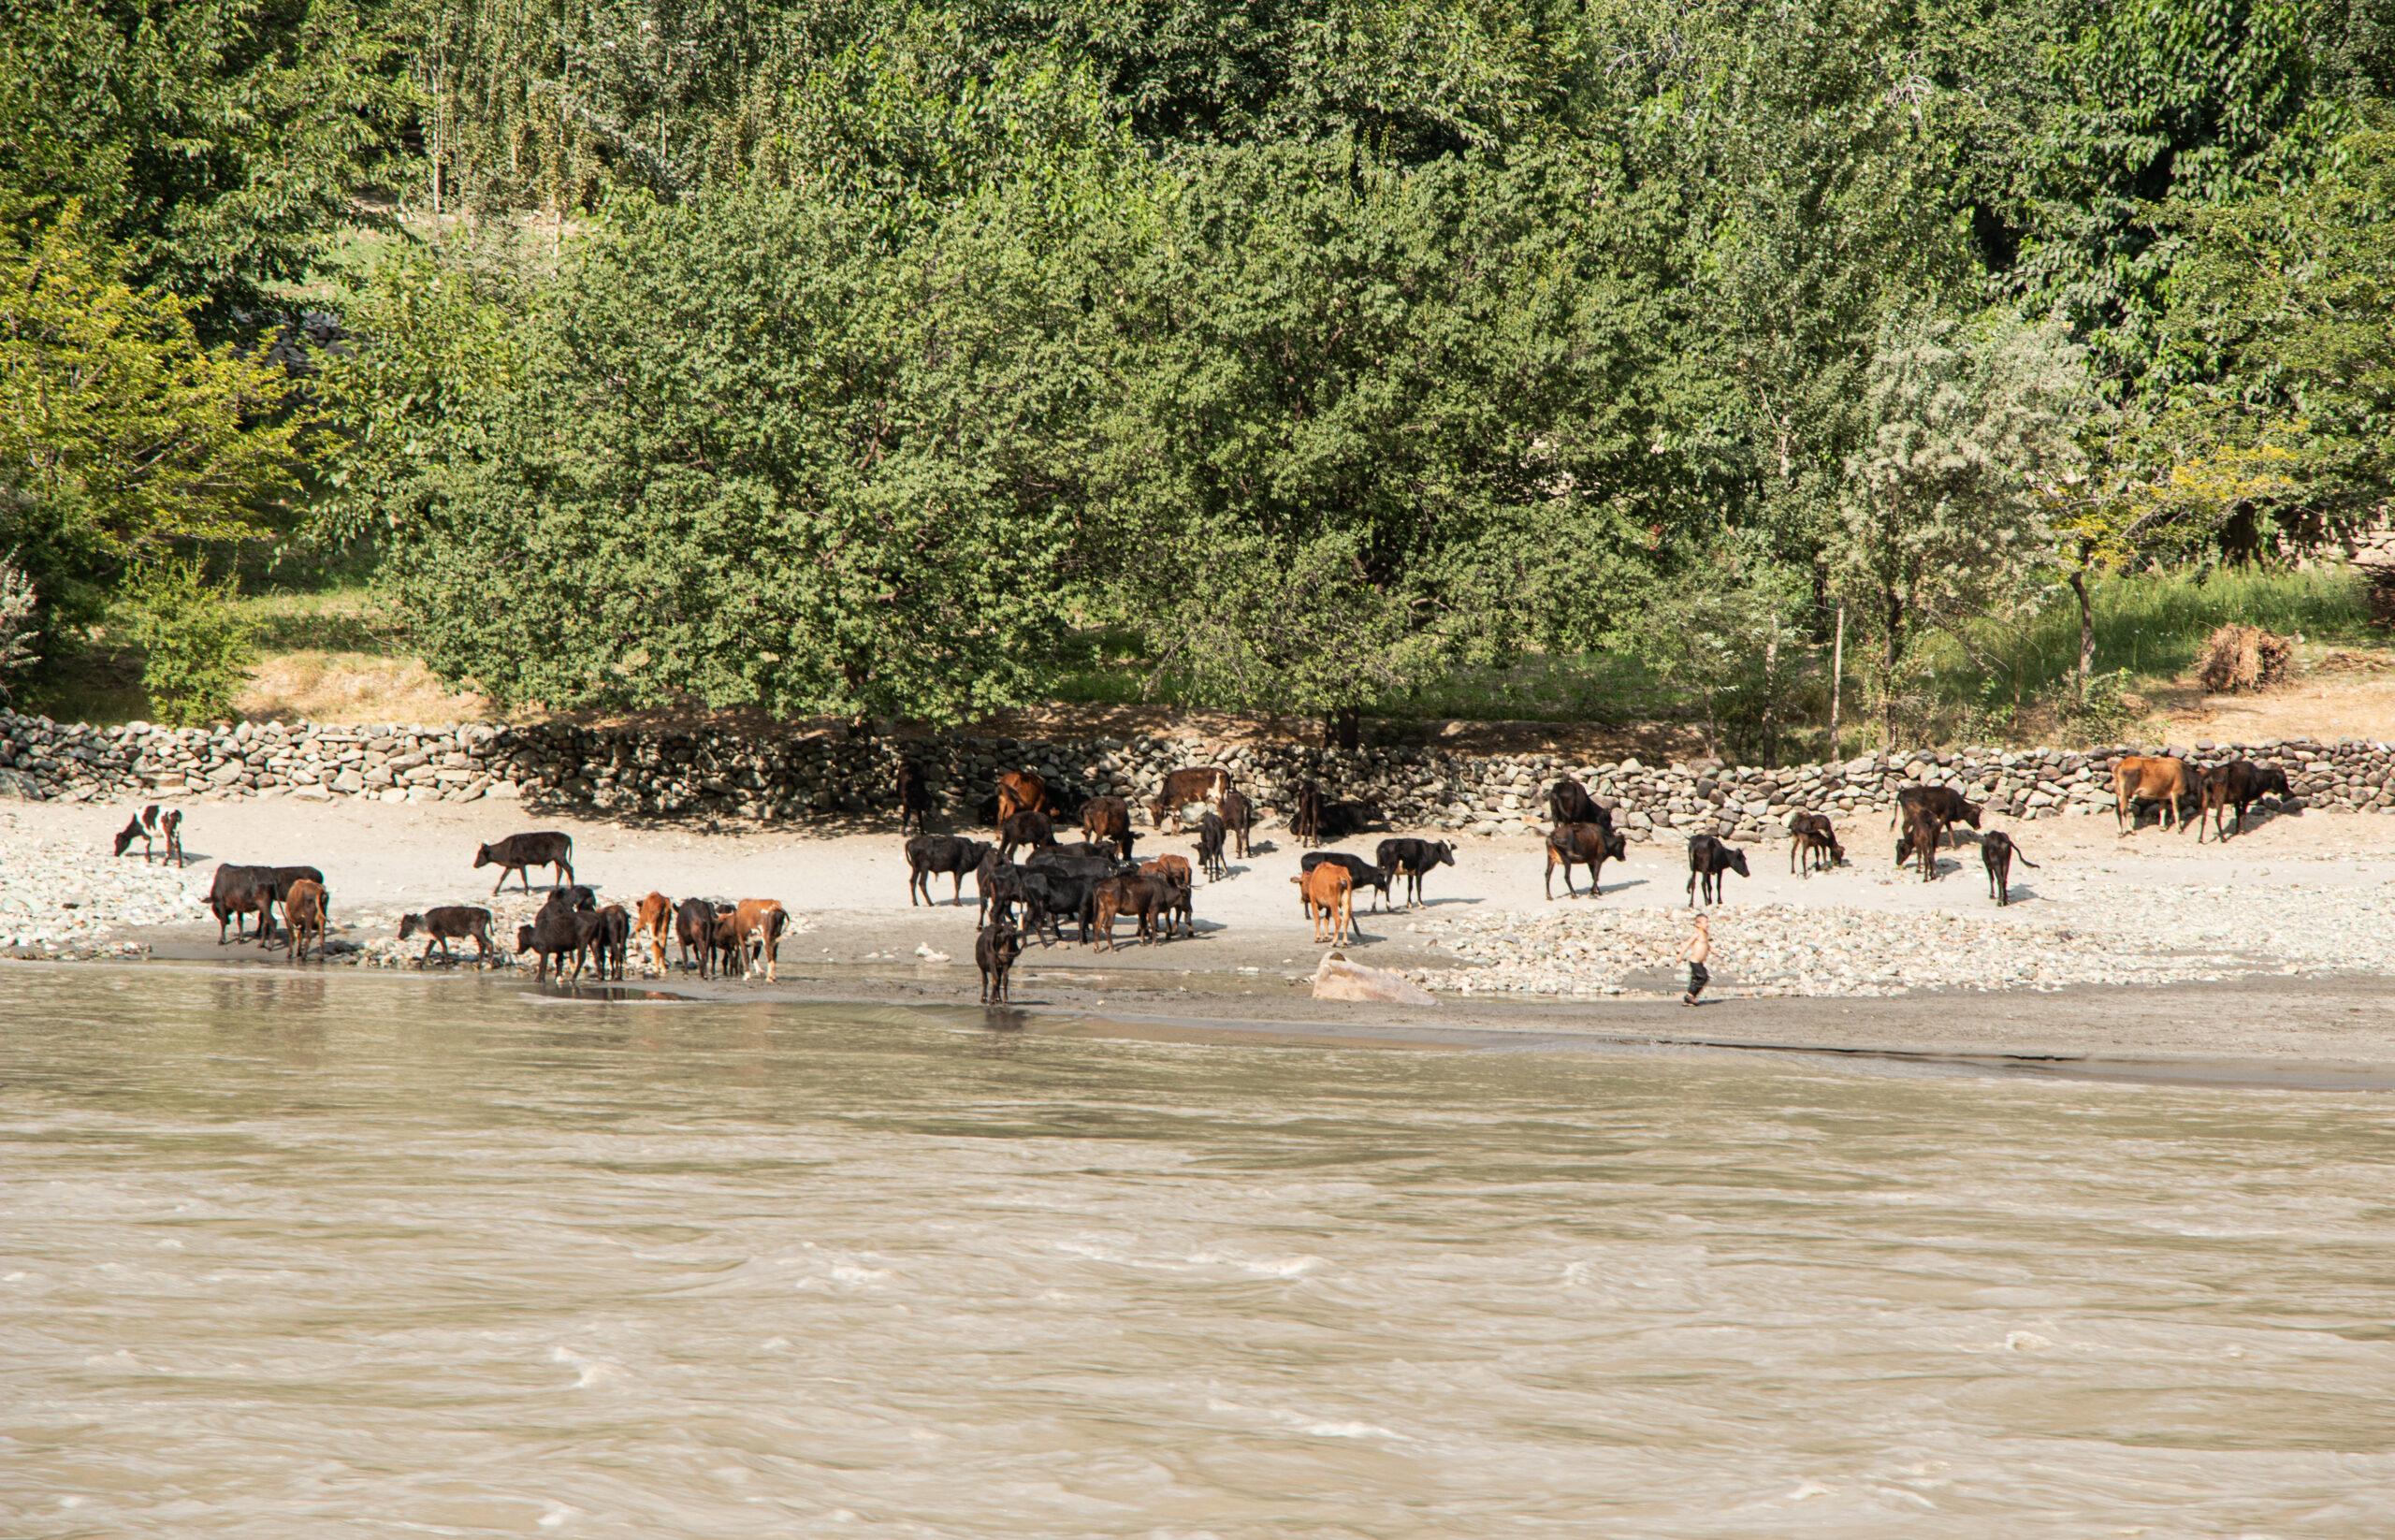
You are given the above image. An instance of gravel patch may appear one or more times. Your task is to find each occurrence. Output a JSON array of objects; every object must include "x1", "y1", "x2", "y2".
[{"x1": 1411, "y1": 878, "x2": 2395, "y2": 998}]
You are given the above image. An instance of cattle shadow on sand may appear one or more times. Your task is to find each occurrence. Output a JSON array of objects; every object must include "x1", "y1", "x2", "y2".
[{"x1": 1557, "y1": 877, "x2": 1647, "y2": 900}]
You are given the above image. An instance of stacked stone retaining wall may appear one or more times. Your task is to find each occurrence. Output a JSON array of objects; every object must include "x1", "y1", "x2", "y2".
[{"x1": 0, "y1": 710, "x2": 2383, "y2": 840}]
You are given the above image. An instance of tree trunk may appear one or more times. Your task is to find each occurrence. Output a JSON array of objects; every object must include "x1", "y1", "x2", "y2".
[
  {"x1": 1324, "y1": 705, "x2": 1361, "y2": 750},
  {"x1": 1827, "y1": 602, "x2": 1846, "y2": 760},
  {"x1": 2068, "y1": 567, "x2": 2096, "y2": 705},
  {"x1": 1880, "y1": 591, "x2": 1905, "y2": 748},
  {"x1": 1760, "y1": 632, "x2": 1779, "y2": 768}
]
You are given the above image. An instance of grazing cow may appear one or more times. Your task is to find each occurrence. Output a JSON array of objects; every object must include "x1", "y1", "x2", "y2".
[
  {"x1": 1193, "y1": 812, "x2": 1227, "y2": 881},
  {"x1": 1981, "y1": 830, "x2": 2039, "y2": 905},
  {"x1": 1547, "y1": 778, "x2": 1607, "y2": 829},
  {"x1": 2199, "y1": 760, "x2": 2292, "y2": 842},
  {"x1": 399, "y1": 906, "x2": 496, "y2": 966},
  {"x1": 282, "y1": 879, "x2": 328, "y2": 963},
  {"x1": 158, "y1": 808, "x2": 185, "y2": 866},
  {"x1": 1019, "y1": 866, "x2": 1099, "y2": 947},
  {"x1": 1299, "y1": 851, "x2": 1394, "y2": 912},
  {"x1": 995, "y1": 771, "x2": 1049, "y2": 825},
  {"x1": 906, "y1": 835, "x2": 991, "y2": 907},
  {"x1": 895, "y1": 762, "x2": 932, "y2": 835},
  {"x1": 209, "y1": 864, "x2": 274, "y2": 944},
  {"x1": 474, "y1": 831, "x2": 575, "y2": 893},
  {"x1": 727, "y1": 899, "x2": 786, "y2": 981},
  {"x1": 1290, "y1": 782, "x2": 1325, "y2": 847},
  {"x1": 1546, "y1": 822, "x2": 1627, "y2": 899},
  {"x1": 2111, "y1": 755, "x2": 2199, "y2": 833},
  {"x1": 1081, "y1": 795, "x2": 1140, "y2": 863},
  {"x1": 1789, "y1": 812, "x2": 1844, "y2": 875},
  {"x1": 975, "y1": 850, "x2": 1025, "y2": 926},
  {"x1": 1149, "y1": 767, "x2": 1233, "y2": 833},
  {"x1": 1686, "y1": 835, "x2": 1749, "y2": 906},
  {"x1": 635, "y1": 893, "x2": 674, "y2": 973},
  {"x1": 998, "y1": 809, "x2": 1059, "y2": 862},
  {"x1": 589, "y1": 904, "x2": 631, "y2": 981},
  {"x1": 1376, "y1": 837, "x2": 1454, "y2": 908},
  {"x1": 1218, "y1": 788, "x2": 1256, "y2": 859},
  {"x1": 1093, "y1": 874, "x2": 1172, "y2": 951},
  {"x1": 1292, "y1": 863, "x2": 1357, "y2": 944},
  {"x1": 977, "y1": 923, "x2": 1024, "y2": 1003},
  {"x1": 673, "y1": 897, "x2": 721, "y2": 975},
  {"x1": 112, "y1": 814, "x2": 148, "y2": 860}
]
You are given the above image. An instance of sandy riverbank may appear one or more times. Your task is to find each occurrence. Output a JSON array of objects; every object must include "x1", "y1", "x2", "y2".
[{"x1": 5, "y1": 792, "x2": 2395, "y2": 1069}]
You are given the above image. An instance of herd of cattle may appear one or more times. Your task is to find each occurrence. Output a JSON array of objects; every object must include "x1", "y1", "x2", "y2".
[{"x1": 166, "y1": 747, "x2": 2297, "y2": 994}]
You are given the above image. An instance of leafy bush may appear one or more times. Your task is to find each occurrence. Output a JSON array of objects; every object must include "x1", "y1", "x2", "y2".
[{"x1": 123, "y1": 559, "x2": 256, "y2": 726}]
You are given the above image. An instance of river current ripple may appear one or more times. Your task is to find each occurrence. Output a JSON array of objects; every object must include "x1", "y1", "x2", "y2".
[{"x1": 2, "y1": 966, "x2": 2390, "y2": 1536}]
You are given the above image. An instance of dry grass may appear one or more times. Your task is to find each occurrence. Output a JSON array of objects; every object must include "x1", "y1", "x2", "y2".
[{"x1": 239, "y1": 651, "x2": 488, "y2": 726}]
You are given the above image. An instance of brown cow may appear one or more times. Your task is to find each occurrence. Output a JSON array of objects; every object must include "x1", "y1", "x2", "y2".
[
  {"x1": 636, "y1": 893, "x2": 674, "y2": 973},
  {"x1": 1092, "y1": 874, "x2": 1169, "y2": 951},
  {"x1": 1081, "y1": 795, "x2": 1139, "y2": 862},
  {"x1": 1546, "y1": 821, "x2": 1626, "y2": 899},
  {"x1": 399, "y1": 906, "x2": 495, "y2": 966},
  {"x1": 283, "y1": 879, "x2": 328, "y2": 963},
  {"x1": 1148, "y1": 767, "x2": 1233, "y2": 833},
  {"x1": 2112, "y1": 755, "x2": 2198, "y2": 834},
  {"x1": 732, "y1": 899, "x2": 788, "y2": 981},
  {"x1": 996, "y1": 771, "x2": 1049, "y2": 825},
  {"x1": 1292, "y1": 863, "x2": 1356, "y2": 944},
  {"x1": 1789, "y1": 812, "x2": 1844, "y2": 875},
  {"x1": 1139, "y1": 853, "x2": 1193, "y2": 887}
]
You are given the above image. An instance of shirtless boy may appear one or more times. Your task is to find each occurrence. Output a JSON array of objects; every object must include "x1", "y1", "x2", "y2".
[{"x1": 1681, "y1": 914, "x2": 1710, "y2": 1006}]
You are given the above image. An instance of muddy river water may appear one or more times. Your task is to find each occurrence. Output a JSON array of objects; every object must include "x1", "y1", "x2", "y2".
[{"x1": 2, "y1": 965, "x2": 2391, "y2": 1536}]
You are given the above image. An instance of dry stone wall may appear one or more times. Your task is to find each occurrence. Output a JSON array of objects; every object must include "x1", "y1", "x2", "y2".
[{"x1": 0, "y1": 709, "x2": 2384, "y2": 837}]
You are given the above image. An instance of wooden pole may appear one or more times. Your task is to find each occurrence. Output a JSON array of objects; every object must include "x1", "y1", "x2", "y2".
[{"x1": 1827, "y1": 602, "x2": 1846, "y2": 759}]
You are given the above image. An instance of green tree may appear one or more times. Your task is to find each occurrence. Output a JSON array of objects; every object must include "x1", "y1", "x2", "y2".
[
  {"x1": 123, "y1": 555, "x2": 258, "y2": 724},
  {"x1": 1092, "y1": 139, "x2": 1683, "y2": 746},
  {"x1": 0, "y1": 211, "x2": 305, "y2": 651},
  {"x1": 0, "y1": 0, "x2": 415, "y2": 334},
  {"x1": 346, "y1": 180, "x2": 1105, "y2": 723},
  {"x1": 1829, "y1": 311, "x2": 2090, "y2": 743}
]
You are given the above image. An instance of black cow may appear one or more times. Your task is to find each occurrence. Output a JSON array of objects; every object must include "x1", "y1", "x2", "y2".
[
  {"x1": 1981, "y1": 829, "x2": 2039, "y2": 905},
  {"x1": 241, "y1": 865, "x2": 327, "y2": 944},
  {"x1": 1547, "y1": 778, "x2": 1607, "y2": 828},
  {"x1": 209, "y1": 864, "x2": 275, "y2": 944},
  {"x1": 474, "y1": 831, "x2": 575, "y2": 894},
  {"x1": 1019, "y1": 866, "x2": 1099, "y2": 946},
  {"x1": 1376, "y1": 837, "x2": 1454, "y2": 908},
  {"x1": 998, "y1": 810, "x2": 1059, "y2": 862},
  {"x1": 590, "y1": 904, "x2": 631, "y2": 981},
  {"x1": 907, "y1": 835, "x2": 991, "y2": 907},
  {"x1": 1193, "y1": 812, "x2": 1227, "y2": 881},
  {"x1": 515, "y1": 902, "x2": 589, "y2": 983},
  {"x1": 1218, "y1": 788, "x2": 1256, "y2": 859},
  {"x1": 975, "y1": 850, "x2": 1026, "y2": 926},
  {"x1": 1298, "y1": 850, "x2": 1393, "y2": 912},
  {"x1": 895, "y1": 762, "x2": 932, "y2": 835},
  {"x1": 1687, "y1": 835, "x2": 1749, "y2": 906},
  {"x1": 977, "y1": 923, "x2": 1024, "y2": 1003},
  {"x1": 399, "y1": 906, "x2": 496, "y2": 966},
  {"x1": 112, "y1": 814, "x2": 148, "y2": 860},
  {"x1": 1315, "y1": 800, "x2": 1388, "y2": 841},
  {"x1": 2199, "y1": 761, "x2": 2293, "y2": 842},
  {"x1": 1546, "y1": 822, "x2": 1627, "y2": 899}
]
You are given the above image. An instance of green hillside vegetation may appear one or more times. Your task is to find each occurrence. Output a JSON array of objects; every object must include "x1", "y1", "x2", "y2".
[{"x1": 5, "y1": 0, "x2": 2395, "y2": 751}]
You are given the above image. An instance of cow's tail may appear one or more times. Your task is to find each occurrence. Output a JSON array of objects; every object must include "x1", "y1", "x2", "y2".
[{"x1": 2014, "y1": 850, "x2": 2040, "y2": 868}]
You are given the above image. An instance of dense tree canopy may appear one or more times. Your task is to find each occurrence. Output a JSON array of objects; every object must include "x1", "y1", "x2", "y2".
[{"x1": 7, "y1": 0, "x2": 2395, "y2": 727}]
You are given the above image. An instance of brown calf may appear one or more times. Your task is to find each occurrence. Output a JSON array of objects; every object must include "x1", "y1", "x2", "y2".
[
  {"x1": 283, "y1": 879, "x2": 328, "y2": 963},
  {"x1": 1292, "y1": 864, "x2": 1356, "y2": 944},
  {"x1": 732, "y1": 899, "x2": 788, "y2": 981},
  {"x1": 636, "y1": 893, "x2": 674, "y2": 974},
  {"x1": 996, "y1": 771, "x2": 1049, "y2": 825}
]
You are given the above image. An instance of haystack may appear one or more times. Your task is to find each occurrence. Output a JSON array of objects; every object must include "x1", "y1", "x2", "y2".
[{"x1": 2197, "y1": 623, "x2": 2294, "y2": 693}]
